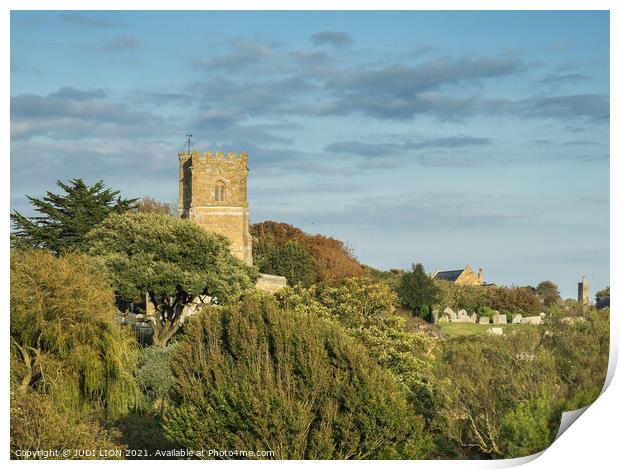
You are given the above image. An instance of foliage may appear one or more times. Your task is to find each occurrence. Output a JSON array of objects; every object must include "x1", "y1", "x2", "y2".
[
  {"x1": 11, "y1": 389, "x2": 125, "y2": 460},
  {"x1": 134, "y1": 196, "x2": 177, "y2": 217},
  {"x1": 276, "y1": 280, "x2": 437, "y2": 422},
  {"x1": 486, "y1": 286, "x2": 543, "y2": 315},
  {"x1": 433, "y1": 329, "x2": 561, "y2": 458},
  {"x1": 251, "y1": 221, "x2": 365, "y2": 283},
  {"x1": 258, "y1": 239, "x2": 314, "y2": 286},
  {"x1": 163, "y1": 295, "x2": 432, "y2": 459},
  {"x1": 434, "y1": 280, "x2": 488, "y2": 313},
  {"x1": 595, "y1": 286, "x2": 610, "y2": 309},
  {"x1": 136, "y1": 343, "x2": 179, "y2": 410},
  {"x1": 536, "y1": 281, "x2": 562, "y2": 307},
  {"x1": 11, "y1": 178, "x2": 137, "y2": 254},
  {"x1": 543, "y1": 307, "x2": 609, "y2": 409},
  {"x1": 318, "y1": 277, "x2": 398, "y2": 321},
  {"x1": 397, "y1": 263, "x2": 440, "y2": 318},
  {"x1": 10, "y1": 249, "x2": 141, "y2": 418},
  {"x1": 86, "y1": 213, "x2": 258, "y2": 346},
  {"x1": 435, "y1": 282, "x2": 544, "y2": 316}
]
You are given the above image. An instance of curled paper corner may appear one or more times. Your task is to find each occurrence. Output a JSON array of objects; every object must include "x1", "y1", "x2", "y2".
[{"x1": 554, "y1": 406, "x2": 590, "y2": 442}]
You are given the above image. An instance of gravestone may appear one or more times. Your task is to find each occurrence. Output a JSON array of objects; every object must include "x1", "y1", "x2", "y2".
[
  {"x1": 470, "y1": 313, "x2": 477, "y2": 323},
  {"x1": 438, "y1": 315, "x2": 449, "y2": 323},
  {"x1": 522, "y1": 315, "x2": 542, "y2": 325},
  {"x1": 431, "y1": 309, "x2": 439, "y2": 324},
  {"x1": 512, "y1": 314, "x2": 523, "y2": 324},
  {"x1": 479, "y1": 317, "x2": 489, "y2": 325},
  {"x1": 488, "y1": 327, "x2": 503, "y2": 336},
  {"x1": 493, "y1": 314, "x2": 508, "y2": 325}
]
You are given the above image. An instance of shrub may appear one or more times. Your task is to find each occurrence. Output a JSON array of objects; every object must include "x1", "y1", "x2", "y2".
[
  {"x1": 163, "y1": 295, "x2": 432, "y2": 459},
  {"x1": 433, "y1": 329, "x2": 560, "y2": 458},
  {"x1": 11, "y1": 389, "x2": 125, "y2": 459},
  {"x1": 10, "y1": 249, "x2": 141, "y2": 418}
]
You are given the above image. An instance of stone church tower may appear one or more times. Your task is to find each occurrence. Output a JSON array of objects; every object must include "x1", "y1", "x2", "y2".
[{"x1": 178, "y1": 150, "x2": 252, "y2": 265}]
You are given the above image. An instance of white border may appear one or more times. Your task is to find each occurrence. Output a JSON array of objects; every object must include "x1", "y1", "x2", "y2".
[{"x1": 3, "y1": 1, "x2": 616, "y2": 468}]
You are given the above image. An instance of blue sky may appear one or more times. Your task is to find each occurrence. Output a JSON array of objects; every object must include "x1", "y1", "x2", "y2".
[{"x1": 10, "y1": 11, "x2": 609, "y2": 298}]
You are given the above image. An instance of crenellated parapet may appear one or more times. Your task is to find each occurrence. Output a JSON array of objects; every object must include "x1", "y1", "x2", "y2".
[{"x1": 178, "y1": 151, "x2": 248, "y2": 163}]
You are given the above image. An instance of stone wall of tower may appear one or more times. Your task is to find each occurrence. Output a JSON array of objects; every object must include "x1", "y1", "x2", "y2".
[
  {"x1": 578, "y1": 277, "x2": 590, "y2": 305},
  {"x1": 178, "y1": 151, "x2": 252, "y2": 265}
]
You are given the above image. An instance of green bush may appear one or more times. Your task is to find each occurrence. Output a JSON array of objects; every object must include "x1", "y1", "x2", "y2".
[
  {"x1": 11, "y1": 389, "x2": 125, "y2": 459},
  {"x1": 163, "y1": 295, "x2": 431, "y2": 459},
  {"x1": 136, "y1": 343, "x2": 179, "y2": 410},
  {"x1": 10, "y1": 249, "x2": 141, "y2": 418},
  {"x1": 433, "y1": 329, "x2": 560, "y2": 458}
]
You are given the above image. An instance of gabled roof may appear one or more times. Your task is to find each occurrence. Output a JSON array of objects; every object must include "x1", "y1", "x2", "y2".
[{"x1": 433, "y1": 269, "x2": 465, "y2": 282}]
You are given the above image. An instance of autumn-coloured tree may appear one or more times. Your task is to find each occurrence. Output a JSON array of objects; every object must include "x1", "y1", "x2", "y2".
[{"x1": 251, "y1": 221, "x2": 365, "y2": 283}]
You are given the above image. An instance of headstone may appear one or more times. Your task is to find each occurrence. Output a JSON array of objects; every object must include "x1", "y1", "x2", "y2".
[
  {"x1": 431, "y1": 309, "x2": 439, "y2": 324},
  {"x1": 479, "y1": 317, "x2": 489, "y2": 325},
  {"x1": 470, "y1": 313, "x2": 477, "y2": 323},
  {"x1": 488, "y1": 327, "x2": 503, "y2": 335},
  {"x1": 522, "y1": 315, "x2": 542, "y2": 325},
  {"x1": 444, "y1": 307, "x2": 456, "y2": 321},
  {"x1": 457, "y1": 309, "x2": 467, "y2": 317},
  {"x1": 493, "y1": 314, "x2": 507, "y2": 325},
  {"x1": 512, "y1": 314, "x2": 523, "y2": 324},
  {"x1": 438, "y1": 315, "x2": 449, "y2": 323}
]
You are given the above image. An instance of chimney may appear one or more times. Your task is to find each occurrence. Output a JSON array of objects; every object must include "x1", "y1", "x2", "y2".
[{"x1": 478, "y1": 268, "x2": 484, "y2": 284}]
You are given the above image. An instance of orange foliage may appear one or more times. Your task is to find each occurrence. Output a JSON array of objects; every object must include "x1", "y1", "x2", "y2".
[{"x1": 251, "y1": 221, "x2": 365, "y2": 283}]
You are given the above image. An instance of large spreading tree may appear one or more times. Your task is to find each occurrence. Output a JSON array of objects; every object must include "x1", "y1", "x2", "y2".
[
  {"x1": 11, "y1": 178, "x2": 137, "y2": 254},
  {"x1": 86, "y1": 212, "x2": 258, "y2": 347}
]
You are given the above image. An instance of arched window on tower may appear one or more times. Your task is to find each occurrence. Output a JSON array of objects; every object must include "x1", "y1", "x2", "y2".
[{"x1": 214, "y1": 181, "x2": 226, "y2": 202}]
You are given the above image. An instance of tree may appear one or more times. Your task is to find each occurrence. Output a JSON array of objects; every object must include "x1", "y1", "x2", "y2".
[
  {"x1": 434, "y1": 330, "x2": 560, "y2": 458},
  {"x1": 135, "y1": 196, "x2": 177, "y2": 217},
  {"x1": 162, "y1": 295, "x2": 432, "y2": 459},
  {"x1": 536, "y1": 281, "x2": 562, "y2": 307},
  {"x1": 86, "y1": 213, "x2": 258, "y2": 347},
  {"x1": 397, "y1": 263, "x2": 440, "y2": 318},
  {"x1": 10, "y1": 249, "x2": 141, "y2": 418},
  {"x1": 595, "y1": 286, "x2": 610, "y2": 309},
  {"x1": 259, "y1": 240, "x2": 314, "y2": 286},
  {"x1": 11, "y1": 178, "x2": 137, "y2": 254},
  {"x1": 251, "y1": 221, "x2": 365, "y2": 283},
  {"x1": 277, "y1": 280, "x2": 437, "y2": 422}
]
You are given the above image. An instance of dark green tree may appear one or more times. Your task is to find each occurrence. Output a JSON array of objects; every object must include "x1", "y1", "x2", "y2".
[
  {"x1": 86, "y1": 213, "x2": 258, "y2": 347},
  {"x1": 397, "y1": 263, "x2": 440, "y2": 318},
  {"x1": 11, "y1": 178, "x2": 137, "y2": 254},
  {"x1": 595, "y1": 286, "x2": 610, "y2": 309},
  {"x1": 163, "y1": 295, "x2": 432, "y2": 459},
  {"x1": 261, "y1": 240, "x2": 314, "y2": 286},
  {"x1": 536, "y1": 281, "x2": 562, "y2": 307}
]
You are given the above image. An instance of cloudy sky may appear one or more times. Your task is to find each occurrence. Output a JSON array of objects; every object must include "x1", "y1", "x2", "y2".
[{"x1": 10, "y1": 11, "x2": 609, "y2": 297}]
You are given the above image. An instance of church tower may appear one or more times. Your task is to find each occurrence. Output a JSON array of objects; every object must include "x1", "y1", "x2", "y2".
[{"x1": 178, "y1": 150, "x2": 252, "y2": 265}]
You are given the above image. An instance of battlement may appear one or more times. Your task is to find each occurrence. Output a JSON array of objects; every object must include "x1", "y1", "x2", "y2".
[{"x1": 178, "y1": 151, "x2": 248, "y2": 163}]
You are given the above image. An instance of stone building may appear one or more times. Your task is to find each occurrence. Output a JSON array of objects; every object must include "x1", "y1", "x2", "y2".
[
  {"x1": 178, "y1": 150, "x2": 253, "y2": 265},
  {"x1": 578, "y1": 276, "x2": 590, "y2": 304},
  {"x1": 431, "y1": 265, "x2": 484, "y2": 286}
]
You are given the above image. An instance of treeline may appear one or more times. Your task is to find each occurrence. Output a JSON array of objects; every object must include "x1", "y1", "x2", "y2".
[{"x1": 10, "y1": 179, "x2": 610, "y2": 460}]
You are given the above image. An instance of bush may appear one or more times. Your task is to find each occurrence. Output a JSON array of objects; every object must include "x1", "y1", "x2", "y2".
[
  {"x1": 433, "y1": 329, "x2": 561, "y2": 458},
  {"x1": 259, "y1": 239, "x2": 314, "y2": 286},
  {"x1": 136, "y1": 343, "x2": 179, "y2": 410},
  {"x1": 10, "y1": 249, "x2": 141, "y2": 418},
  {"x1": 276, "y1": 280, "x2": 437, "y2": 422},
  {"x1": 163, "y1": 295, "x2": 432, "y2": 459},
  {"x1": 11, "y1": 389, "x2": 125, "y2": 459}
]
